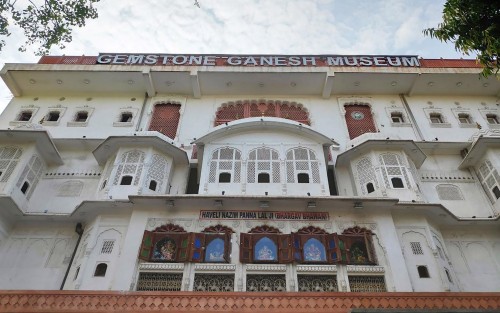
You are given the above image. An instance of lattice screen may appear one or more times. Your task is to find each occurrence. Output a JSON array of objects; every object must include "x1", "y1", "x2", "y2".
[
  {"x1": 208, "y1": 147, "x2": 242, "y2": 183},
  {"x1": 344, "y1": 104, "x2": 377, "y2": 139},
  {"x1": 214, "y1": 102, "x2": 310, "y2": 126},
  {"x1": 356, "y1": 157, "x2": 378, "y2": 195},
  {"x1": 15, "y1": 154, "x2": 44, "y2": 199},
  {"x1": 246, "y1": 274, "x2": 286, "y2": 292},
  {"x1": 285, "y1": 147, "x2": 320, "y2": 183},
  {"x1": 136, "y1": 272, "x2": 182, "y2": 291},
  {"x1": 193, "y1": 274, "x2": 234, "y2": 292},
  {"x1": 247, "y1": 147, "x2": 280, "y2": 183},
  {"x1": 297, "y1": 275, "x2": 338, "y2": 292},
  {"x1": 148, "y1": 103, "x2": 181, "y2": 139},
  {"x1": 0, "y1": 146, "x2": 22, "y2": 182},
  {"x1": 476, "y1": 160, "x2": 500, "y2": 203},
  {"x1": 112, "y1": 150, "x2": 145, "y2": 186},
  {"x1": 436, "y1": 184, "x2": 464, "y2": 200},
  {"x1": 379, "y1": 153, "x2": 411, "y2": 188},
  {"x1": 348, "y1": 275, "x2": 386, "y2": 292},
  {"x1": 145, "y1": 154, "x2": 169, "y2": 192}
]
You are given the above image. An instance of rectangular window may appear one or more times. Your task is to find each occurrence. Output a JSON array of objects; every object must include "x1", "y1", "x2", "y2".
[
  {"x1": 348, "y1": 275, "x2": 386, "y2": 292},
  {"x1": 458, "y1": 113, "x2": 471, "y2": 124},
  {"x1": 487, "y1": 114, "x2": 499, "y2": 124},
  {"x1": 193, "y1": 274, "x2": 234, "y2": 292},
  {"x1": 136, "y1": 272, "x2": 182, "y2": 291},
  {"x1": 429, "y1": 113, "x2": 443, "y2": 124},
  {"x1": 391, "y1": 112, "x2": 404, "y2": 123},
  {"x1": 19, "y1": 111, "x2": 33, "y2": 121},
  {"x1": 246, "y1": 274, "x2": 286, "y2": 292},
  {"x1": 297, "y1": 275, "x2": 338, "y2": 292}
]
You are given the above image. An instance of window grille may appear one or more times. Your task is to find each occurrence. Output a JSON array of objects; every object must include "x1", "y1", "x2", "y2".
[
  {"x1": 379, "y1": 153, "x2": 410, "y2": 189},
  {"x1": 297, "y1": 275, "x2": 338, "y2": 292},
  {"x1": 247, "y1": 147, "x2": 280, "y2": 183},
  {"x1": 356, "y1": 157, "x2": 377, "y2": 195},
  {"x1": 429, "y1": 113, "x2": 443, "y2": 123},
  {"x1": 436, "y1": 184, "x2": 464, "y2": 200},
  {"x1": 101, "y1": 240, "x2": 115, "y2": 254},
  {"x1": 476, "y1": 160, "x2": 500, "y2": 203},
  {"x1": 391, "y1": 112, "x2": 404, "y2": 123},
  {"x1": 286, "y1": 147, "x2": 320, "y2": 183},
  {"x1": 348, "y1": 275, "x2": 386, "y2": 292},
  {"x1": 246, "y1": 274, "x2": 286, "y2": 292},
  {"x1": 0, "y1": 146, "x2": 22, "y2": 182},
  {"x1": 214, "y1": 102, "x2": 310, "y2": 126},
  {"x1": 458, "y1": 113, "x2": 471, "y2": 124},
  {"x1": 15, "y1": 154, "x2": 44, "y2": 199},
  {"x1": 113, "y1": 150, "x2": 145, "y2": 186},
  {"x1": 193, "y1": 274, "x2": 234, "y2": 292},
  {"x1": 136, "y1": 272, "x2": 183, "y2": 291},
  {"x1": 410, "y1": 242, "x2": 424, "y2": 255},
  {"x1": 148, "y1": 102, "x2": 181, "y2": 139},
  {"x1": 208, "y1": 147, "x2": 241, "y2": 183},
  {"x1": 145, "y1": 154, "x2": 168, "y2": 193}
]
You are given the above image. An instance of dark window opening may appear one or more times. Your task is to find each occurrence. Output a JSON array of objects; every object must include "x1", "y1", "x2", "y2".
[
  {"x1": 47, "y1": 111, "x2": 60, "y2": 122},
  {"x1": 458, "y1": 113, "x2": 471, "y2": 124},
  {"x1": 487, "y1": 114, "x2": 499, "y2": 124},
  {"x1": 94, "y1": 263, "x2": 107, "y2": 277},
  {"x1": 75, "y1": 111, "x2": 88, "y2": 122},
  {"x1": 493, "y1": 186, "x2": 500, "y2": 199},
  {"x1": 429, "y1": 113, "x2": 443, "y2": 124},
  {"x1": 19, "y1": 111, "x2": 32, "y2": 121},
  {"x1": 149, "y1": 180, "x2": 157, "y2": 191},
  {"x1": 258, "y1": 173, "x2": 270, "y2": 183},
  {"x1": 391, "y1": 112, "x2": 404, "y2": 123},
  {"x1": 366, "y1": 183, "x2": 375, "y2": 193},
  {"x1": 219, "y1": 172, "x2": 231, "y2": 183},
  {"x1": 120, "y1": 175, "x2": 133, "y2": 185},
  {"x1": 417, "y1": 265, "x2": 430, "y2": 278},
  {"x1": 391, "y1": 177, "x2": 404, "y2": 188},
  {"x1": 120, "y1": 112, "x2": 133, "y2": 122},
  {"x1": 186, "y1": 167, "x2": 199, "y2": 194},
  {"x1": 298, "y1": 173, "x2": 309, "y2": 183},
  {"x1": 21, "y1": 181, "x2": 29, "y2": 194}
]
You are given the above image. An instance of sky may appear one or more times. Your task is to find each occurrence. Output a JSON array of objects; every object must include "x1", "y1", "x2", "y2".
[{"x1": 0, "y1": 0, "x2": 470, "y2": 111}]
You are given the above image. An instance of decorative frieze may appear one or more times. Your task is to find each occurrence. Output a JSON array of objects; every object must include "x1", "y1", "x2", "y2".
[
  {"x1": 194, "y1": 264, "x2": 236, "y2": 272},
  {"x1": 246, "y1": 264, "x2": 286, "y2": 272},
  {"x1": 138, "y1": 262, "x2": 184, "y2": 271},
  {"x1": 346, "y1": 265, "x2": 385, "y2": 273},
  {"x1": 44, "y1": 170, "x2": 102, "y2": 179},
  {"x1": 296, "y1": 264, "x2": 337, "y2": 272},
  {"x1": 420, "y1": 171, "x2": 474, "y2": 182}
]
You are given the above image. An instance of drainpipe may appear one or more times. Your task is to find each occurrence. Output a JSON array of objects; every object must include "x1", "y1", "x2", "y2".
[
  {"x1": 60, "y1": 223, "x2": 84, "y2": 290},
  {"x1": 136, "y1": 92, "x2": 149, "y2": 132},
  {"x1": 400, "y1": 94, "x2": 424, "y2": 141}
]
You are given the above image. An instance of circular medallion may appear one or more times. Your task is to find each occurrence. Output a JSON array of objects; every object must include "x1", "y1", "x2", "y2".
[{"x1": 351, "y1": 111, "x2": 365, "y2": 120}]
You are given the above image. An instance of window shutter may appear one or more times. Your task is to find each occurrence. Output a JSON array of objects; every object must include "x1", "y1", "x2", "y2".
[
  {"x1": 139, "y1": 230, "x2": 153, "y2": 261},
  {"x1": 177, "y1": 233, "x2": 190, "y2": 262},
  {"x1": 292, "y1": 233, "x2": 303, "y2": 263},
  {"x1": 240, "y1": 233, "x2": 253, "y2": 263},
  {"x1": 364, "y1": 233, "x2": 376, "y2": 264},
  {"x1": 337, "y1": 235, "x2": 349, "y2": 263},
  {"x1": 326, "y1": 233, "x2": 341, "y2": 263},
  {"x1": 278, "y1": 234, "x2": 293, "y2": 263},
  {"x1": 189, "y1": 233, "x2": 206, "y2": 262},
  {"x1": 223, "y1": 232, "x2": 232, "y2": 263}
]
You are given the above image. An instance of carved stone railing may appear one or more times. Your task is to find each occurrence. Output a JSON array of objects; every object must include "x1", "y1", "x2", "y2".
[{"x1": 0, "y1": 291, "x2": 499, "y2": 313}]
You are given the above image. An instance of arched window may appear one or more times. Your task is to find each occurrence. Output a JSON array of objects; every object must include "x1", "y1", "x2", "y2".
[
  {"x1": 247, "y1": 147, "x2": 280, "y2": 183},
  {"x1": 379, "y1": 153, "x2": 411, "y2": 189},
  {"x1": 356, "y1": 157, "x2": 377, "y2": 195},
  {"x1": 208, "y1": 147, "x2": 242, "y2": 183},
  {"x1": 148, "y1": 102, "x2": 181, "y2": 139},
  {"x1": 94, "y1": 263, "x2": 107, "y2": 277},
  {"x1": 16, "y1": 154, "x2": 44, "y2": 199},
  {"x1": 293, "y1": 226, "x2": 340, "y2": 264},
  {"x1": 417, "y1": 265, "x2": 430, "y2": 278},
  {"x1": 476, "y1": 160, "x2": 500, "y2": 203},
  {"x1": 240, "y1": 225, "x2": 293, "y2": 264},
  {"x1": 286, "y1": 147, "x2": 320, "y2": 184},
  {"x1": 0, "y1": 146, "x2": 22, "y2": 182},
  {"x1": 344, "y1": 104, "x2": 377, "y2": 139},
  {"x1": 214, "y1": 101, "x2": 309, "y2": 126},
  {"x1": 113, "y1": 150, "x2": 145, "y2": 186},
  {"x1": 148, "y1": 180, "x2": 158, "y2": 191},
  {"x1": 254, "y1": 237, "x2": 278, "y2": 262},
  {"x1": 341, "y1": 226, "x2": 377, "y2": 265}
]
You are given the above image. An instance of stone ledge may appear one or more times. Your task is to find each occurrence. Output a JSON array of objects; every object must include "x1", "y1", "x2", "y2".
[{"x1": 138, "y1": 262, "x2": 184, "y2": 271}]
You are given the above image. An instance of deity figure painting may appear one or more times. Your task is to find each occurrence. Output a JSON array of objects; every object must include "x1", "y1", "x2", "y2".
[
  {"x1": 254, "y1": 237, "x2": 277, "y2": 261},
  {"x1": 153, "y1": 238, "x2": 176, "y2": 261},
  {"x1": 205, "y1": 238, "x2": 225, "y2": 262},
  {"x1": 303, "y1": 238, "x2": 326, "y2": 262},
  {"x1": 350, "y1": 242, "x2": 368, "y2": 264}
]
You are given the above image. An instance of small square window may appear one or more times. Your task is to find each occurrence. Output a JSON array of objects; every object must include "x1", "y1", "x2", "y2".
[
  {"x1": 429, "y1": 113, "x2": 443, "y2": 124},
  {"x1": 486, "y1": 114, "x2": 499, "y2": 124},
  {"x1": 120, "y1": 112, "x2": 133, "y2": 123},
  {"x1": 391, "y1": 112, "x2": 404, "y2": 123},
  {"x1": 75, "y1": 111, "x2": 88, "y2": 122},
  {"x1": 47, "y1": 111, "x2": 60, "y2": 122},
  {"x1": 18, "y1": 111, "x2": 33, "y2": 122},
  {"x1": 458, "y1": 113, "x2": 471, "y2": 124}
]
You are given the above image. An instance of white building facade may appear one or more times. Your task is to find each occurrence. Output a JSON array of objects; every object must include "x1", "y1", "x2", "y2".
[{"x1": 0, "y1": 54, "x2": 499, "y2": 312}]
